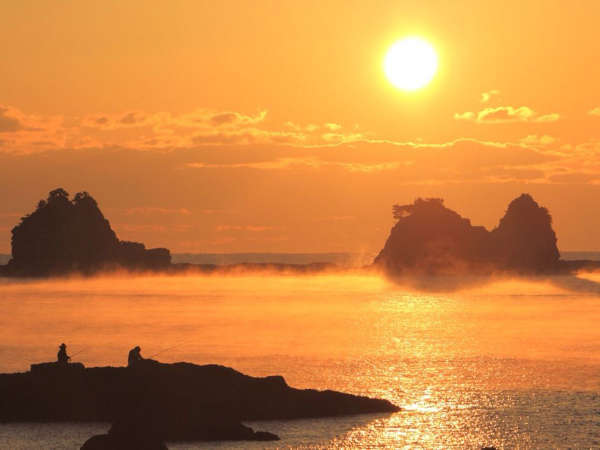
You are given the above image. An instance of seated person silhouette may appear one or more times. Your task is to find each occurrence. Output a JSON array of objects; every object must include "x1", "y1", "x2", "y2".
[
  {"x1": 57, "y1": 343, "x2": 70, "y2": 365},
  {"x1": 128, "y1": 346, "x2": 144, "y2": 367}
]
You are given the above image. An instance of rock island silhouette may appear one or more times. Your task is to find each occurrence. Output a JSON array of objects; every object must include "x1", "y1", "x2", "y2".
[
  {"x1": 0, "y1": 188, "x2": 597, "y2": 277},
  {"x1": 375, "y1": 194, "x2": 564, "y2": 276}
]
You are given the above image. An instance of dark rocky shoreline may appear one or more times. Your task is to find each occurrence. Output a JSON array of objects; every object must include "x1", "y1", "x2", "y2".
[{"x1": 0, "y1": 360, "x2": 399, "y2": 446}]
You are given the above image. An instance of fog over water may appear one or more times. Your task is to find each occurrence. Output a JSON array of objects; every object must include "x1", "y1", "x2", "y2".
[{"x1": 2, "y1": 271, "x2": 600, "y2": 448}]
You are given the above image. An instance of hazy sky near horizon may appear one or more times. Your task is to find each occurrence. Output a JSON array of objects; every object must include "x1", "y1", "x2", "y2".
[{"x1": 2, "y1": 1, "x2": 600, "y2": 253}]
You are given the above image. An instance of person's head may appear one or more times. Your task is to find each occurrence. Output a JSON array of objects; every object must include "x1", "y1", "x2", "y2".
[
  {"x1": 135, "y1": 346, "x2": 141, "y2": 352},
  {"x1": 60, "y1": 343, "x2": 66, "y2": 349}
]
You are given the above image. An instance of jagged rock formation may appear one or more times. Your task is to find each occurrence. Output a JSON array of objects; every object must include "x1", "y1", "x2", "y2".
[
  {"x1": 374, "y1": 194, "x2": 560, "y2": 275},
  {"x1": 0, "y1": 361, "x2": 399, "y2": 443},
  {"x1": 6, "y1": 188, "x2": 170, "y2": 275},
  {"x1": 490, "y1": 194, "x2": 560, "y2": 272}
]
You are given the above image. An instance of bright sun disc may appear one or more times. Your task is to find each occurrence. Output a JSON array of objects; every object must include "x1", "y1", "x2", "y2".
[{"x1": 384, "y1": 37, "x2": 438, "y2": 91}]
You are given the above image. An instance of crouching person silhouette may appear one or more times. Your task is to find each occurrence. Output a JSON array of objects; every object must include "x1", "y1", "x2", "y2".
[
  {"x1": 128, "y1": 346, "x2": 144, "y2": 367},
  {"x1": 57, "y1": 343, "x2": 70, "y2": 365}
]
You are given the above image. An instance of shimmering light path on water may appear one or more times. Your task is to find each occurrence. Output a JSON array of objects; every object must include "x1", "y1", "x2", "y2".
[{"x1": 1, "y1": 273, "x2": 600, "y2": 448}]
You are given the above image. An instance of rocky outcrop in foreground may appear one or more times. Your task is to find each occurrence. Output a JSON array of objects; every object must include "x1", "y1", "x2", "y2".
[
  {"x1": 374, "y1": 194, "x2": 564, "y2": 276},
  {"x1": 0, "y1": 360, "x2": 399, "y2": 444}
]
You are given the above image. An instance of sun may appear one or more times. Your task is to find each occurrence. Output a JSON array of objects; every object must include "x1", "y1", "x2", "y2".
[{"x1": 384, "y1": 37, "x2": 438, "y2": 91}]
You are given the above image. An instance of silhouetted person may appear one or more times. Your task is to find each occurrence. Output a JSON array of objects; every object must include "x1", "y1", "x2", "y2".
[
  {"x1": 57, "y1": 343, "x2": 70, "y2": 364},
  {"x1": 128, "y1": 346, "x2": 143, "y2": 367}
]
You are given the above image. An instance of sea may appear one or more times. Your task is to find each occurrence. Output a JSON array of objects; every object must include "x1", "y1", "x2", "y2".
[{"x1": 1, "y1": 252, "x2": 600, "y2": 449}]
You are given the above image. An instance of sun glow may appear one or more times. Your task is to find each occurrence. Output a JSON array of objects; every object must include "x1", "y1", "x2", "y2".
[{"x1": 384, "y1": 37, "x2": 438, "y2": 91}]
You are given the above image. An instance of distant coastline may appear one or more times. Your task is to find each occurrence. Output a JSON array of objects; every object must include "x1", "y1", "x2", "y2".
[
  {"x1": 171, "y1": 252, "x2": 374, "y2": 266},
  {"x1": 0, "y1": 251, "x2": 597, "y2": 269}
]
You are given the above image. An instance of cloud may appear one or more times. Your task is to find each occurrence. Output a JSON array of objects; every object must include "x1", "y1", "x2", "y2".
[
  {"x1": 187, "y1": 156, "x2": 404, "y2": 173},
  {"x1": 535, "y1": 113, "x2": 560, "y2": 123},
  {"x1": 117, "y1": 224, "x2": 169, "y2": 233},
  {"x1": 198, "y1": 209, "x2": 226, "y2": 215},
  {"x1": 481, "y1": 89, "x2": 500, "y2": 103},
  {"x1": 187, "y1": 157, "x2": 322, "y2": 170},
  {"x1": 321, "y1": 132, "x2": 364, "y2": 143},
  {"x1": 1, "y1": 105, "x2": 592, "y2": 186},
  {"x1": 548, "y1": 172, "x2": 600, "y2": 184},
  {"x1": 480, "y1": 166, "x2": 547, "y2": 181},
  {"x1": 209, "y1": 110, "x2": 267, "y2": 127},
  {"x1": 589, "y1": 107, "x2": 600, "y2": 116},
  {"x1": 0, "y1": 106, "x2": 67, "y2": 152},
  {"x1": 2, "y1": 137, "x2": 599, "y2": 230},
  {"x1": 209, "y1": 113, "x2": 238, "y2": 126},
  {"x1": 0, "y1": 105, "x2": 368, "y2": 153},
  {"x1": 119, "y1": 112, "x2": 146, "y2": 125},
  {"x1": 82, "y1": 111, "x2": 154, "y2": 130},
  {"x1": 184, "y1": 138, "x2": 559, "y2": 184},
  {"x1": 336, "y1": 161, "x2": 402, "y2": 172},
  {"x1": 123, "y1": 207, "x2": 191, "y2": 216},
  {"x1": 0, "y1": 107, "x2": 24, "y2": 132},
  {"x1": 216, "y1": 225, "x2": 274, "y2": 232},
  {"x1": 285, "y1": 122, "x2": 319, "y2": 132},
  {"x1": 454, "y1": 106, "x2": 560, "y2": 124},
  {"x1": 313, "y1": 215, "x2": 356, "y2": 222},
  {"x1": 453, "y1": 111, "x2": 475, "y2": 121},
  {"x1": 190, "y1": 129, "x2": 308, "y2": 146},
  {"x1": 114, "y1": 223, "x2": 194, "y2": 234},
  {"x1": 520, "y1": 134, "x2": 556, "y2": 146},
  {"x1": 324, "y1": 123, "x2": 342, "y2": 131},
  {"x1": 478, "y1": 106, "x2": 534, "y2": 122}
]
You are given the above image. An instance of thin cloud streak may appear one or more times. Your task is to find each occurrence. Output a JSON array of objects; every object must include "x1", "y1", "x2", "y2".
[
  {"x1": 454, "y1": 106, "x2": 560, "y2": 124},
  {"x1": 0, "y1": 105, "x2": 367, "y2": 153}
]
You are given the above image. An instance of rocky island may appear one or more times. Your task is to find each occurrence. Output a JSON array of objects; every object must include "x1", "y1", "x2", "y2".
[
  {"x1": 374, "y1": 194, "x2": 600, "y2": 276},
  {"x1": 0, "y1": 188, "x2": 335, "y2": 277},
  {"x1": 0, "y1": 360, "x2": 399, "y2": 447},
  {"x1": 2, "y1": 188, "x2": 171, "y2": 276}
]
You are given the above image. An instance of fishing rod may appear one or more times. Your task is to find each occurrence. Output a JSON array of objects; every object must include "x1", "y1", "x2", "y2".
[
  {"x1": 148, "y1": 342, "x2": 188, "y2": 359},
  {"x1": 70, "y1": 348, "x2": 88, "y2": 358}
]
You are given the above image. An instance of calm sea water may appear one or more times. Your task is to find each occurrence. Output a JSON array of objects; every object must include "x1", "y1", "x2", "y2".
[{"x1": 1, "y1": 271, "x2": 600, "y2": 448}]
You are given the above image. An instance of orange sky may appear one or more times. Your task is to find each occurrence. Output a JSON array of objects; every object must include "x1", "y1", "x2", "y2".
[{"x1": 2, "y1": 1, "x2": 600, "y2": 253}]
